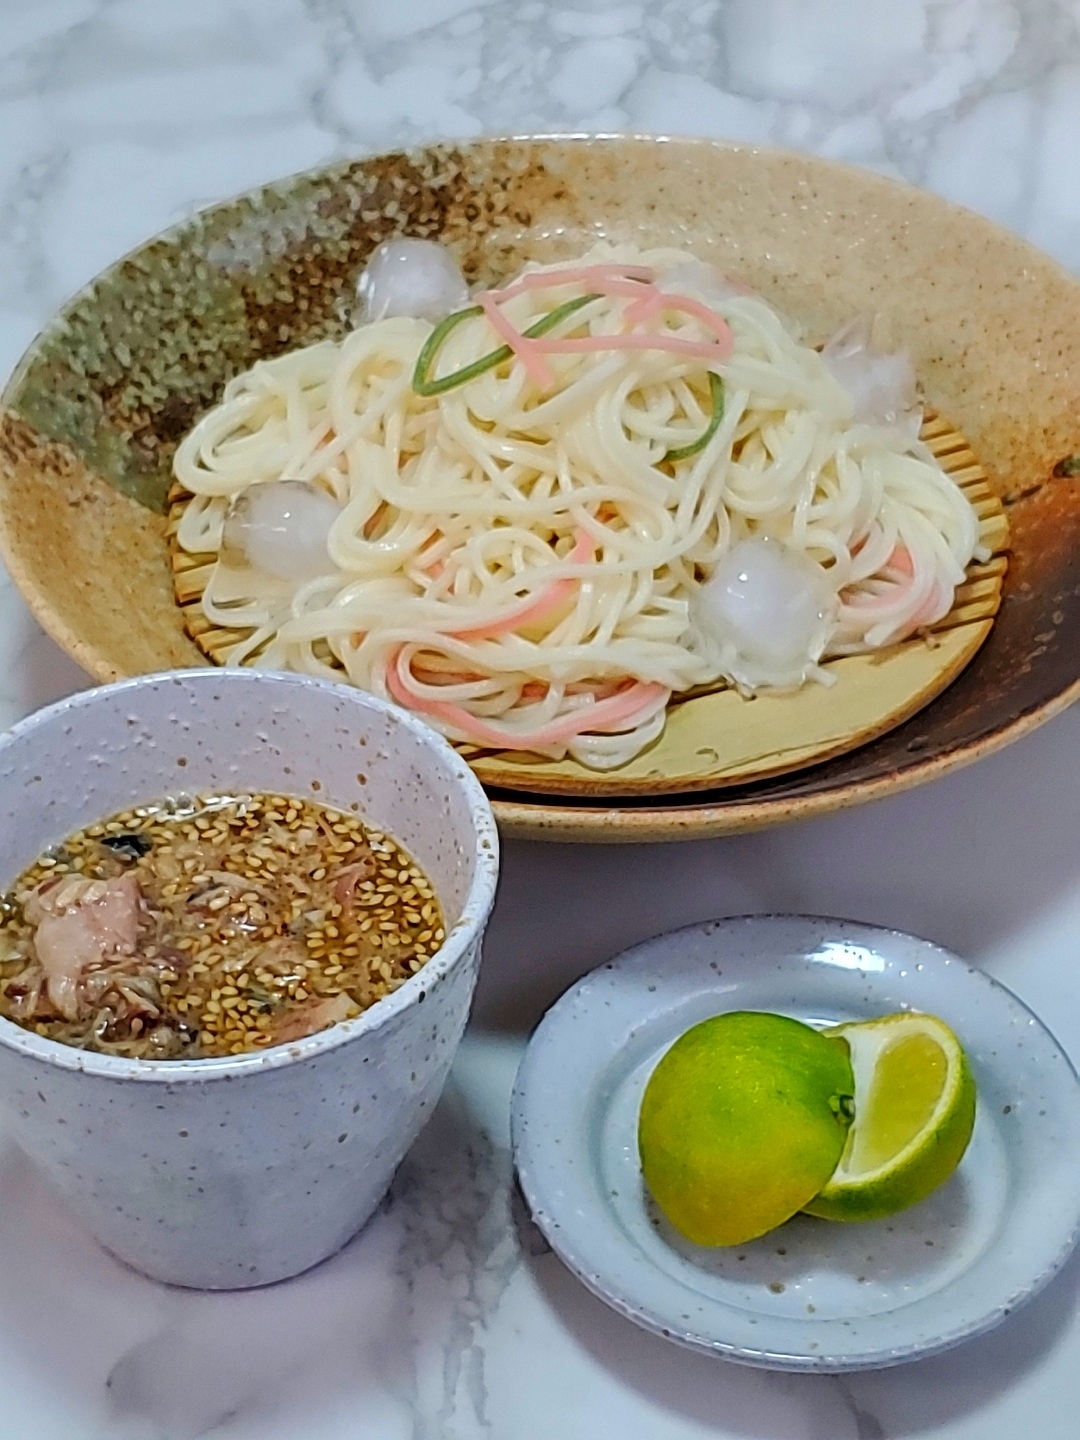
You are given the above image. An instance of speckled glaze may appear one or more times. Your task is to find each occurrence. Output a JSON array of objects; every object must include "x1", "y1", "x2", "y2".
[
  {"x1": 0, "y1": 670, "x2": 498, "y2": 1289},
  {"x1": 0, "y1": 135, "x2": 1077, "y2": 841},
  {"x1": 512, "y1": 916, "x2": 1080, "y2": 1371}
]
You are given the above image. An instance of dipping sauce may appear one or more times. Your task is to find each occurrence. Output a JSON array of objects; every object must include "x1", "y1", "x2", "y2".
[{"x1": 0, "y1": 793, "x2": 444, "y2": 1059}]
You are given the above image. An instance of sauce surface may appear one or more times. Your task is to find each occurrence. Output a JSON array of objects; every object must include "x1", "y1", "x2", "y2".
[{"x1": 0, "y1": 793, "x2": 443, "y2": 1059}]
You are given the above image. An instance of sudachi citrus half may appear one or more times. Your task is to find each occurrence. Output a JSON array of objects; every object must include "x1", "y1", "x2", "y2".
[{"x1": 638, "y1": 1011, "x2": 855, "y2": 1247}]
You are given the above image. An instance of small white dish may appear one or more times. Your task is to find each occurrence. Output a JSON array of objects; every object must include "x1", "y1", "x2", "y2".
[{"x1": 511, "y1": 915, "x2": 1080, "y2": 1371}]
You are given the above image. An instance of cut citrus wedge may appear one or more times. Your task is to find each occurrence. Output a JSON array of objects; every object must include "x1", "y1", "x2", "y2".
[{"x1": 803, "y1": 1012, "x2": 976, "y2": 1223}]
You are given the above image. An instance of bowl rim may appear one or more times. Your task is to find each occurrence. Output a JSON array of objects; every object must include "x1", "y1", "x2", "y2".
[
  {"x1": 1, "y1": 131, "x2": 1077, "y2": 843},
  {"x1": 488, "y1": 677, "x2": 1080, "y2": 841},
  {"x1": 0, "y1": 667, "x2": 500, "y2": 1083}
]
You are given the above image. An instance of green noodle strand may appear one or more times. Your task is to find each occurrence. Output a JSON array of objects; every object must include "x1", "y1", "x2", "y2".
[
  {"x1": 664, "y1": 371, "x2": 725, "y2": 463},
  {"x1": 412, "y1": 294, "x2": 600, "y2": 397}
]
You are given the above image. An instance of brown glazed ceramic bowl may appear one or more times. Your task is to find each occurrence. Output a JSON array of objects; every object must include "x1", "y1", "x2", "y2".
[{"x1": 0, "y1": 136, "x2": 1077, "y2": 842}]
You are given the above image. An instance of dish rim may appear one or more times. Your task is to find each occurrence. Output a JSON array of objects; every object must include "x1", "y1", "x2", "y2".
[{"x1": 486, "y1": 681, "x2": 1079, "y2": 840}]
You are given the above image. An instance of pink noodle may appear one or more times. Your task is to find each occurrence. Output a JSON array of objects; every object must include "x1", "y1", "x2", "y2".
[
  {"x1": 907, "y1": 579, "x2": 953, "y2": 629},
  {"x1": 446, "y1": 530, "x2": 595, "y2": 639},
  {"x1": 842, "y1": 554, "x2": 953, "y2": 637},
  {"x1": 625, "y1": 288, "x2": 665, "y2": 325},
  {"x1": 844, "y1": 542, "x2": 933, "y2": 616},
  {"x1": 385, "y1": 652, "x2": 667, "y2": 750},
  {"x1": 886, "y1": 544, "x2": 915, "y2": 577},
  {"x1": 482, "y1": 264, "x2": 657, "y2": 303},
  {"x1": 659, "y1": 292, "x2": 735, "y2": 347},
  {"x1": 477, "y1": 293, "x2": 555, "y2": 390},
  {"x1": 473, "y1": 269, "x2": 733, "y2": 388}
]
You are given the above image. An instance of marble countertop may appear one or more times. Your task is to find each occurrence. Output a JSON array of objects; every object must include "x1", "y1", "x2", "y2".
[{"x1": 0, "y1": 2, "x2": 1078, "y2": 1436}]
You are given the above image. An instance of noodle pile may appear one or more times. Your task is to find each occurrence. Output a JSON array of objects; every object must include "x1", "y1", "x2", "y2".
[{"x1": 173, "y1": 245, "x2": 981, "y2": 769}]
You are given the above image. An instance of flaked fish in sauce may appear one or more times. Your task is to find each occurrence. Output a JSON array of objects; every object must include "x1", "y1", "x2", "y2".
[{"x1": 0, "y1": 793, "x2": 443, "y2": 1059}]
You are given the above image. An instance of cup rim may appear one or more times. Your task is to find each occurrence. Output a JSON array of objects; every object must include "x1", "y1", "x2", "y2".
[{"x1": 0, "y1": 668, "x2": 500, "y2": 1083}]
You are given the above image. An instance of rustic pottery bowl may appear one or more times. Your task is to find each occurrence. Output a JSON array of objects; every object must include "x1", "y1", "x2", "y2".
[
  {"x1": 0, "y1": 669, "x2": 499, "y2": 1288},
  {"x1": 0, "y1": 136, "x2": 1077, "y2": 842}
]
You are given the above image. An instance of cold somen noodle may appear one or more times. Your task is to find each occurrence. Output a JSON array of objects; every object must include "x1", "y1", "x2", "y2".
[{"x1": 172, "y1": 244, "x2": 983, "y2": 770}]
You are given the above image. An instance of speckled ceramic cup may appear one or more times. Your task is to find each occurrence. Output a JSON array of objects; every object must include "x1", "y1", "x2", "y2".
[{"x1": 0, "y1": 669, "x2": 498, "y2": 1288}]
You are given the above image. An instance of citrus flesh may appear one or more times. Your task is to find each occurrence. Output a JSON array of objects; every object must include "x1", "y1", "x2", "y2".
[
  {"x1": 803, "y1": 1012, "x2": 976, "y2": 1223},
  {"x1": 638, "y1": 1011, "x2": 855, "y2": 1247}
]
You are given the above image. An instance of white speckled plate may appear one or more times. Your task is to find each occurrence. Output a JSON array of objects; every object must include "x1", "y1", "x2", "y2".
[{"x1": 511, "y1": 916, "x2": 1080, "y2": 1372}]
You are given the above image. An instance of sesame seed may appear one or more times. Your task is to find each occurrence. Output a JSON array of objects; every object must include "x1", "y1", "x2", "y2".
[{"x1": 0, "y1": 790, "x2": 441, "y2": 1060}]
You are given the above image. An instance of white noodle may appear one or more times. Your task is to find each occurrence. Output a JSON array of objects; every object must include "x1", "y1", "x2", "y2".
[{"x1": 173, "y1": 245, "x2": 981, "y2": 769}]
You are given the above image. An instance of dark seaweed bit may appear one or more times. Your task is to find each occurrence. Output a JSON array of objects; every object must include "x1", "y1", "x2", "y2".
[
  {"x1": 1052, "y1": 454, "x2": 1080, "y2": 477},
  {"x1": 100, "y1": 833, "x2": 152, "y2": 859}
]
